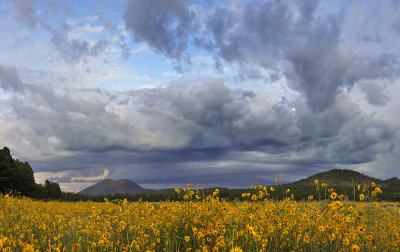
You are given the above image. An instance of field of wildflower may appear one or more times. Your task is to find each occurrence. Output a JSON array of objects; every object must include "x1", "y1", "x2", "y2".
[{"x1": 1, "y1": 181, "x2": 400, "y2": 251}]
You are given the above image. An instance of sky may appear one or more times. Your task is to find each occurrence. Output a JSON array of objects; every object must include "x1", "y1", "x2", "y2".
[{"x1": 1, "y1": 0, "x2": 400, "y2": 192}]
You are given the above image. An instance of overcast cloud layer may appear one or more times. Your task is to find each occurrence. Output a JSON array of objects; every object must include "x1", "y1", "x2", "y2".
[{"x1": 1, "y1": 0, "x2": 400, "y2": 191}]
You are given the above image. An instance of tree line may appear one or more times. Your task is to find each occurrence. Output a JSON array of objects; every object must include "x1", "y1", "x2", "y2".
[
  {"x1": 1, "y1": 146, "x2": 399, "y2": 202},
  {"x1": 0, "y1": 147, "x2": 62, "y2": 200}
]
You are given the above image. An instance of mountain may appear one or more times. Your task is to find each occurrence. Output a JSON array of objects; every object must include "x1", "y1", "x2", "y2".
[
  {"x1": 79, "y1": 179, "x2": 154, "y2": 196},
  {"x1": 287, "y1": 168, "x2": 399, "y2": 188}
]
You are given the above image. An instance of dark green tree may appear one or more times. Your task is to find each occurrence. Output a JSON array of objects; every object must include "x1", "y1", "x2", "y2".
[
  {"x1": 0, "y1": 147, "x2": 36, "y2": 196},
  {"x1": 44, "y1": 180, "x2": 62, "y2": 200}
]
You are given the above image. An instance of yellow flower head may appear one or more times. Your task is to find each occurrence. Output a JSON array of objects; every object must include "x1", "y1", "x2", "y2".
[
  {"x1": 351, "y1": 244, "x2": 360, "y2": 252},
  {"x1": 371, "y1": 182, "x2": 376, "y2": 187},
  {"x1": 314, "y1": 179, "x2": 319, "y2": 185},
  {"x1": 230, "y1": 247, "x2": 243, "y2": 252},
  {"x1": 359, "y1": 194, "x2": 365, "y2": 201},
  {"x1": 184, "y1": 236, "x2": 190, "y2": 242},
  {"x1": 330, "y1": 192, "x2": 337, "y2": 200}
]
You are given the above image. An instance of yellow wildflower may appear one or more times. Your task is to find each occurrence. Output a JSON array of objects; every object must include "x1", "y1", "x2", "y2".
[{"x1": 351, "y1": 244, "x2": 360, "y2": 252}]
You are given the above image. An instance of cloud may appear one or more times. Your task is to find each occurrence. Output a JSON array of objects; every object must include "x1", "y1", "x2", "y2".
[
  {"x1": 360, "y1": 82, "x2": 390, "y2": 106},
  {"x1": 49, "y1": 30, "x2": 108, "y2": 64},
  {"x1": 121, "y1": 0, "x2": 400, "y2": 112},
  {"x1": 8, "y1": 0, "x2": 118, "y2": 64},
  {"x1": 1, "y1": 69, "x2": 395, "y2": 190},
  {"x1": 0, "y1": 65, "x2": 25, "y2": 93},
  {"x1": 124, "y1": 0, "x2": 195, "y2": 70},
  {"x1": 392, "y1": 16, "x2": 400, "y2": 34},
  {"x1": 11, "y1": 0, "x2": 38, "y2": 29},
  {"x1": 197, "y1": 1, "x2": 362, "y2": 111}
]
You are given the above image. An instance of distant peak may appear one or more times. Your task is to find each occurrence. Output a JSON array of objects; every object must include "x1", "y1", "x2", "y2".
[
  {"x1": 79, "y1": 177, "x2": 154, "y2": 196},
  {"x1": 101, "y1": 179, "x2": 115, "y2": 183}
]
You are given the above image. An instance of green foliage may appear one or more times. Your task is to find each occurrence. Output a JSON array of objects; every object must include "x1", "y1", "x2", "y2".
[
  {"x1": 34, "y1": 180, "x2": 63, "y2": 200},
  {"x1": 0, "y1": 146, "x2": 63, "y2": 200},
  {"x1": 0, "y1": 147, "x2": 36, "y2": 196}
]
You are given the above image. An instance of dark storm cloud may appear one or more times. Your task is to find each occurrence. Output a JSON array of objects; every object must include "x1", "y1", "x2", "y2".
[
  {"x1": 129, "y1": 79, "x2": 300, "y2": 151},
  {"x1": 28, "y1": 82, "x2": 393, "y2": 184},
  {"x1": 29, "y1": 147, "x2": 316, "y2": 187}
]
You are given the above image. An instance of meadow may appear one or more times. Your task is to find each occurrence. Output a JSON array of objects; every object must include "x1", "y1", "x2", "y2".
[{"x1": 1, "y1": 182, "x2": 400, "y2": 251}]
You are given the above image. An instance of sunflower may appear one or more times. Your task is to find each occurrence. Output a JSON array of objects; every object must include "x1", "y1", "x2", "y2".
[{"x1": 330, "y1": 192, "x2": 337, "y2": 200}]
